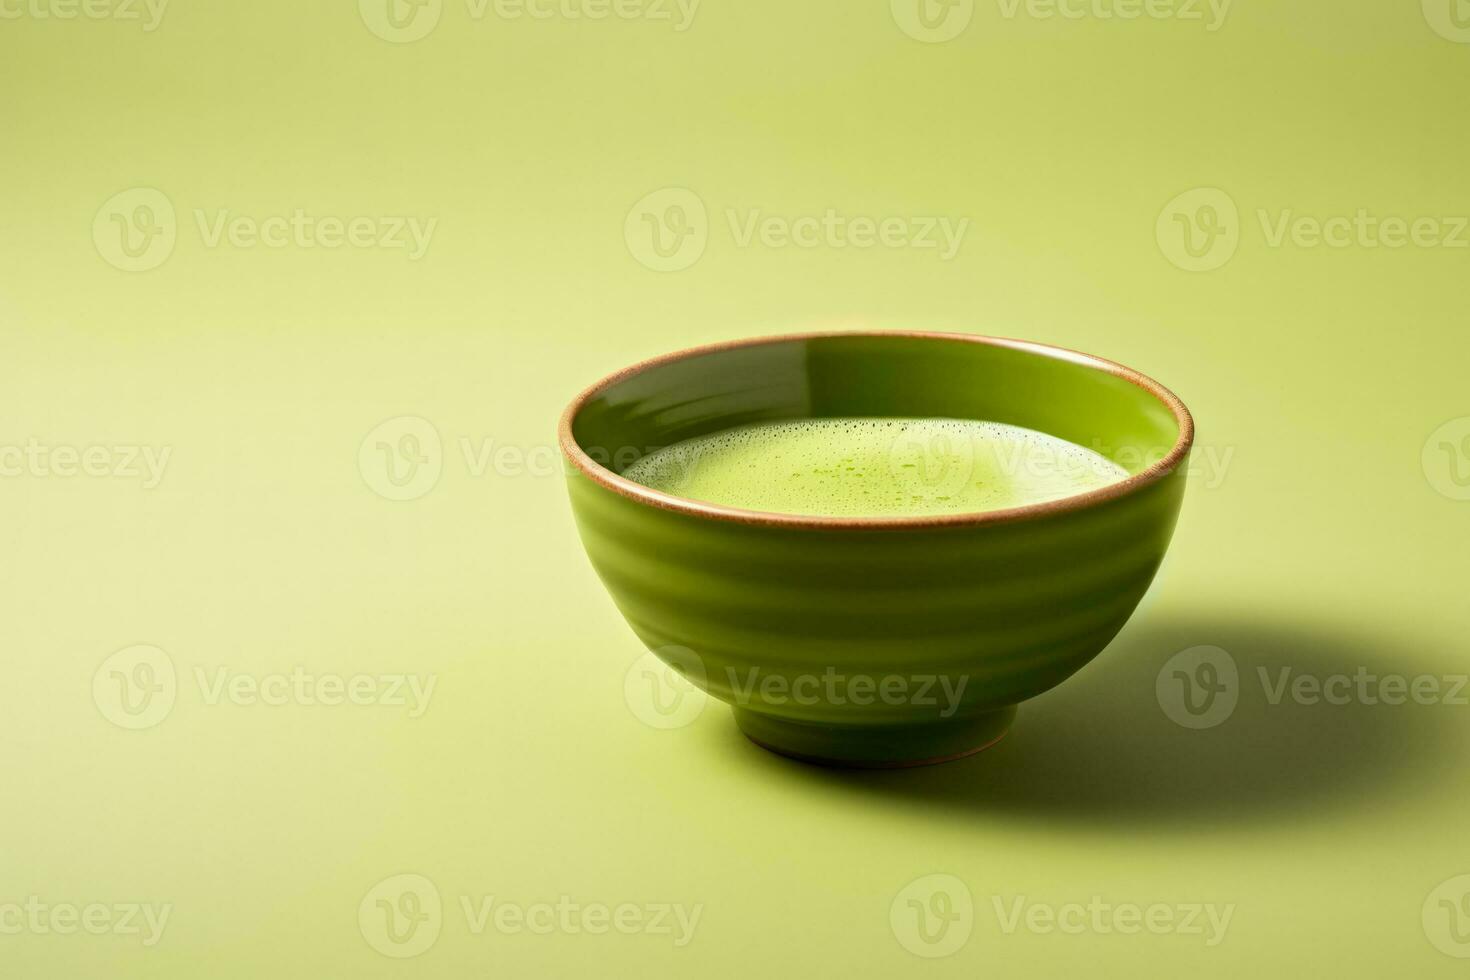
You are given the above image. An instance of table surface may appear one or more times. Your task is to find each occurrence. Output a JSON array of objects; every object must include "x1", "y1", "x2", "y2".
[{"x1": 3, "y1": 3, "x2": 1468, "y2": 976}]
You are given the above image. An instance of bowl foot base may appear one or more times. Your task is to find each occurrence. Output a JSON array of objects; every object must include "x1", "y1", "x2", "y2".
[{"x1": 732, "y1": 705, "x2": 1016, "y2": 769}]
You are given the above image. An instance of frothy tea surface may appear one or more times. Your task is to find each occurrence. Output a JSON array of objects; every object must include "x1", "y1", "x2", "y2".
[{"x1": 621, "y1": 418, "x2": 1130, "y2": 517}]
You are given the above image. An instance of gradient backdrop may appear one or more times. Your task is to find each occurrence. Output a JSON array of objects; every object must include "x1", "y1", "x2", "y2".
[{"x1": 3, "y1": 0, "x2": 1469, "y2": 976}]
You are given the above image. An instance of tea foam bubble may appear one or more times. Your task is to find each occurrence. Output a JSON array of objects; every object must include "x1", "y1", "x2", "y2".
[{"x1": 621, "y1": 418, "x2": 1129, "y2": 518}]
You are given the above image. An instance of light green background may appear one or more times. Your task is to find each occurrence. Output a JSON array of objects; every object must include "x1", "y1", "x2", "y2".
[{"x1": 3, "y1": 0, "x2": 1469, "y2": 976}]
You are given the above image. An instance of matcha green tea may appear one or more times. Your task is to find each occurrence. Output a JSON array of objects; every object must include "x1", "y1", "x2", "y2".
[{"x1": 621, "y1": 418, "x2": 1130, "y2": 517}]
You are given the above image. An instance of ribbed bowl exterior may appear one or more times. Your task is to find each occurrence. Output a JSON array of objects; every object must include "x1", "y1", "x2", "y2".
[{"x1": 566, "y1": 456, "x2": 1188, "y2": 729}]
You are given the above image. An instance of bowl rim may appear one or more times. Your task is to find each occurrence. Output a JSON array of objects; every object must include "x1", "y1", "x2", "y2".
[{"x1": 558, "y1": 330, "x2": 1195, "y2": 530}]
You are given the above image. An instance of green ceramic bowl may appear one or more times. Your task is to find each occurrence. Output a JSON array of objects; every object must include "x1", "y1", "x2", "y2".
[{"x1": 560, "y1": 332, "x2": 1193, "y2": 767}]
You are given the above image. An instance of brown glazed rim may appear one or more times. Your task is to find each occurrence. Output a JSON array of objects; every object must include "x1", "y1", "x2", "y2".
[{"x1": 557, "y1": 331, "x2": 1195, "y2": 531}]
